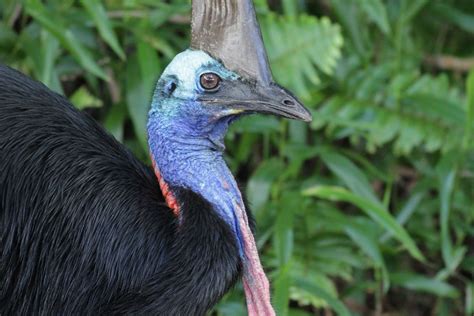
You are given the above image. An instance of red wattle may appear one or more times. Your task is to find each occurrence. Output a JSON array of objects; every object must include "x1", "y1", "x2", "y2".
[
  {"x1": 151, "y1": 157, "x2": 180, "y2": 217},
  {"x1": 234, "y1": 201, "x2": 275, "y2": 316}
]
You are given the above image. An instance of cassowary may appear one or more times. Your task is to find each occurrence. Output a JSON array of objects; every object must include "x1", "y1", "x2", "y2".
[{"x1": 0, "y1": 0, "x2": 311, "y2": 314}]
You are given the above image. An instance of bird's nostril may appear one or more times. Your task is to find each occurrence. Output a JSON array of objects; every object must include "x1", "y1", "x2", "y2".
[{"x1": 283, "y1": 99, "x2": 295, "y2": 106}]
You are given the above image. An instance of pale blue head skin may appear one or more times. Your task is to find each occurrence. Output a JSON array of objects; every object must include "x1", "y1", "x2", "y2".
[{"x1": 148, "y1": 50, "x2": 246, "y2": 254}]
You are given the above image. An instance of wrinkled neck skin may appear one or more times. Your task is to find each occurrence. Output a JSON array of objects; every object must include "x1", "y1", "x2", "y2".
[
  {"x1": 148, "y1": 98, "x2": 275, "y2": 315},
  {"x1": 148, "y1": 107, "x2": 245, "y2": 252}
]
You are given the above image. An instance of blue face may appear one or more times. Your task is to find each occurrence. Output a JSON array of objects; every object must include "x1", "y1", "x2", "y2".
[
  {"x1": 149, "y1": 50, "x2": 241, "y2": 144},
  {"x1": 148, "y1": 49, "x2": 310, "y2": 146}
]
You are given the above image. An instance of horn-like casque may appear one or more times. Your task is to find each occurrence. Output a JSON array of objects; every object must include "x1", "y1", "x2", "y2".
[{"x1": 191, "y1": 0, "x2": 273, "y2": 85}]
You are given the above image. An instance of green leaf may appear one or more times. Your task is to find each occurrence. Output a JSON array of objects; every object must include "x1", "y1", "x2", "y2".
[
  {"x1": 400, "y1": 0, "x2": 429, "y2": 24},
  {"x1": 126, "y1": 41, "x2": 161, "y2": 150},
  {"x1": 273, "y1": 263, "x2": 292, "y2": 316},
  {"x1": 253, "y1": 0, "x2": 269, "y2": 11},
  {"x1": 467, "y1": 282, "x2": 474, "y2": 315},
  {"x1": 359, "y1": 0, "x2": 391, "y2": 34},
  {"x1": 330, "y1": 0, "x2": 369, "y2": 57},
  {"x1": 320, "y1": 151, "x2": 381, "y2": 206},
  {"x1": 261, "y1": 14, "x2": 343, "y2": 100},
  {"x1": 147, "y1": 3, "x2": 190, "y2": 29},
  {"x1": 320, "y1": 71, "x2": 467, "y2": 154},
  {"x1": 303, "y1": 186, "x2": 424, "y2": 261},
  {"x1": 282, "y1": 0, "x2": 298, "y2": 16},
  {"x1": 431, "y1": 2, "x2": 474, "y2": 33},
  {"x1": 80, "y1": 0, "x2": 126, "y2": 60},
  {"x1": 436, "y1": 246, "x2": 467, "y2": 280},
  {"x1": 341, "y1": 149, "x2": 390, "y2": 182},
  {"x1": 436, "y1": 154, "x2": 457, "y2": 269},
  {"x1": 294, "y1": 278, "x2": 351, "y2": 316},
  {"x1": 381, "y1": 192, "x2": 424, "y2": 242},
  {"x1": 288, "y1": 310, "x2": 312, "y2": 316},
  {"x1": 343, "y1": 219, "x2": 389, "y2": 291},
  {"x1": 19, "y1": 25, "x2": 62, "y2": 93},
  {"x1": 394, "y1": 192, "x2": 424, "y2": 226},
  {"x1": 231, "y1": 115, "x2": 281, "y2": 134},
  {"x1": 25, "y1": 0, "x2": 108, "y2": 80},
  {"x1": 104, "y1": 103, "x2": 127, "y2": 142},
  {"x1": 246, "y1": 159, "x2": 284, "y2": 211},
  {"x1": 464, "y1": 69, "x2": 474, "y2": 149},
  {"x1": 390, "y1": 272, "x2": 459, "y2": 298},
  {"x1": 38, "y1": 31, "x2": 60, "y2": 89},
  {"x1": 274, "y1": 192, "x2": 297, "y2": 266},
  {"x1": 70, "y1": 86, "x2": 103, "y2": 110},
  {"x1": 402, "y1": 94, "x2": 466, "y2": 127},
  {"x1": 215, "y1": 300, "x2": 247, "y2": 316}
]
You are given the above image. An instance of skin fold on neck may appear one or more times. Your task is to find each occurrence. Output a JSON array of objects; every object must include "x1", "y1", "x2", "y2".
[{"x1": 148, "y1": 116, "x2": 245, "y2": 252}]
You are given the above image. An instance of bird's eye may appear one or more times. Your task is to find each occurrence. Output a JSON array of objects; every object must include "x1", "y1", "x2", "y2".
[{"x1": 199, "y1": 73, "x2": 221, "y2": 91}]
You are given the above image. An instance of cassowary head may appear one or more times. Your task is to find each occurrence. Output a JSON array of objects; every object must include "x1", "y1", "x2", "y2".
[{"x1": 149, "y1": 49, "x2": 310, "y2": 147}]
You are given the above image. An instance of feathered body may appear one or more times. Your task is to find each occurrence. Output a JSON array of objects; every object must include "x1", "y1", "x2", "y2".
[{"x1": 0, "y1": 64, "x2": 248, "y2": 314}]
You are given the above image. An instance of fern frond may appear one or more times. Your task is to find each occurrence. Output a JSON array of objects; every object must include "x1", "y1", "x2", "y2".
[
  {"x1": 261, "y1": 14, "x2": 343, "y2": 101},
  {"x1": 316, "y1": 70, "x2": 466, "y2": 155}
]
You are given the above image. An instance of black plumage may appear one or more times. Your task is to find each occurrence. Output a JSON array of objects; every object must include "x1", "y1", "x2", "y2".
[{"x1": 0, "y1": 65, "x2": 249, "y2": 314}]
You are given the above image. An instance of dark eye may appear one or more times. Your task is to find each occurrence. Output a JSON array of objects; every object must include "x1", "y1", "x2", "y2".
[{"x1": 199, "y1": 73, "x2": 221, "y2": 91}]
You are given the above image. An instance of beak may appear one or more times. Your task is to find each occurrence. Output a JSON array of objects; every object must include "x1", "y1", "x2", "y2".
[{"x1": 198, "y1": 79, "x2": 312, "y2": 122}]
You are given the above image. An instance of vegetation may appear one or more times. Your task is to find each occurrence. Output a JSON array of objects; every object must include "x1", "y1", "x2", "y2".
[{"x1": 1, "y1": 0, "x2": 473, "y2": 315}]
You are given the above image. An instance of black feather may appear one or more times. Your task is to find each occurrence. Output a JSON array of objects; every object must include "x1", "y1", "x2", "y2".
[{"x1": 0, "y1": 65, "x2": 248, "y2": 315}]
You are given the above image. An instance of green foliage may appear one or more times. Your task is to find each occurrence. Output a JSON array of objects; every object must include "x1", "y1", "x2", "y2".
[
  {"x1": 261, "y1": 13, "x2": 343, "y2": 100},
  {"x1": 1, "y1": 0, "x2": 473, "y2": 315}
]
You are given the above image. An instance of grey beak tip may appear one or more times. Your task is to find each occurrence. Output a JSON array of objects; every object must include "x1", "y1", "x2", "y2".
[
  {"x1": 292, "y1": 101, "x2": 312, "y2": 122},
  {"x1": 298, "y1": 111, "x2": 313, "y2": 123}
]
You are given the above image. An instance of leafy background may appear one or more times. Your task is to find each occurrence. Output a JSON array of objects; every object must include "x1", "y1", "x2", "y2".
[{"x1": 1, "y1": 0, "x2": 473, "y2": 315}]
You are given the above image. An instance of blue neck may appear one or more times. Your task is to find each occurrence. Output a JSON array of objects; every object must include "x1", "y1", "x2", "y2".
[{"x1": 147, "y1": 106, "x2": 245, "y2": 255}]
